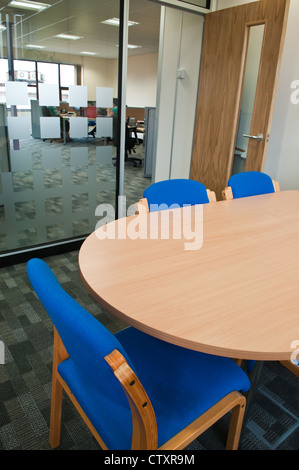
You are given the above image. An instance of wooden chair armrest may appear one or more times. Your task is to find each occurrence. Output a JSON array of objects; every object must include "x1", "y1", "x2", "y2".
[
  {"x1": 206, "y1": 189, "x2": 217, "y2": 203},
  {"x1": 222, "y1": 186, "x2": 233, "y2": 200},
  {"x1": 135, "y1": 198, "x2": 149, "y2": 214},
  {"x1": 280, "y1": 360, "x2": 299, "y2": 377},
  {"x1": 105, "y1": 349, "x2": 158, "y2": 449},
  {"x1": 272, "y1": 180, "x2": 280, "y2": 192}
]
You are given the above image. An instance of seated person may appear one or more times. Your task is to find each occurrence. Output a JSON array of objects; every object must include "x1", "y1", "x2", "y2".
[
  {"x1": 47, "y1": 106, "x2": 71, "y2": 142},
  {"x1": 107, "y1": 98, "x2": 118, "y2": 117}
]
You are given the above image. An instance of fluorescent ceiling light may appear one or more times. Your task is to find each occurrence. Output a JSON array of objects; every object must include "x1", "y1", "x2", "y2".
[
  {"x1": 8, "y1": 1, "x2": 50, "y2": 11},
  {"x1": 55, "y1": 33, "x2": 82, "y2": 40},
  {"x1": 80, "y1": 51, "x2": 96, "y2": 55},
  {"x1": 25, "y1": 44, "x2": 45, "y2": 49},
  {"x1": 101, "y1": 17, "x2": 139, "y2": 27}
]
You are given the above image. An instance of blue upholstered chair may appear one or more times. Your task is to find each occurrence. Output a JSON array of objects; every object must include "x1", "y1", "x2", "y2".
[
  {"x1": 222, "y1": 171, "x2": 280, "y2": 200},
  {"x1": 27, "y1": 258, "x2": 250, "y2": 450},
  {"x1": 136, "y1": 178, "x2": 216, "y2": 213}
]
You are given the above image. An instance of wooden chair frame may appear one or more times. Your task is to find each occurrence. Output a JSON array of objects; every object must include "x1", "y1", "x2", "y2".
[
  {"x1": 222, "y1": 180, "x2": 280, "y2": 200},
  {"x1": 50, "y1": 327, "x2": 246, "y2": 450},
  {"x1": 135, "y1": 189, "x2": 216, "y2": 215},
  {"x1": 280, "y1": 360, "x2": 299, "y2": 377}
]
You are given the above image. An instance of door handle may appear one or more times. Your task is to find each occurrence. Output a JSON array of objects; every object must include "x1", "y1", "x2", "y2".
[{"x1": 243, "y1": 133, "x2": 263, "y2": 142}]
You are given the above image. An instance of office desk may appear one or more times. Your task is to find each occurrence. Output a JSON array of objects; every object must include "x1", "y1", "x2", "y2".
[{"x1": 79, "y1": 191, "x2": 299, "y2": 362}]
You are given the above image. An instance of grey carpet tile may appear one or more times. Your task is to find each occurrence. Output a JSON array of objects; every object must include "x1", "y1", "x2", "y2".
[{"x1": 0, "y1": 251, "x2": 298, "y2": 451}]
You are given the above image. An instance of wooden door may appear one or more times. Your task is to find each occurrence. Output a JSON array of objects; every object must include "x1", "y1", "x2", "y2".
[{"x1": 190, "y1": 0, "x2": 290, "y2": 200}]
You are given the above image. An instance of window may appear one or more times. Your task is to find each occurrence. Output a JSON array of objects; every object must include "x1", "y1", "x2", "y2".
[
  {"x1": 0, "y1": 58, "x2": 78, "y2": 106},
  {"x1": 37, "y1": 62, "x2": 59, "y2": 85}
]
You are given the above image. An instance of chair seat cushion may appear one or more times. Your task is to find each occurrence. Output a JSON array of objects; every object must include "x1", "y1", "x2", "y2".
[
  {"x1": 116, "y1": 328, "x2": 250, "y2": 447},
  {"x1": 58, "y1": 327, "x2": 250, "y2": 450}
]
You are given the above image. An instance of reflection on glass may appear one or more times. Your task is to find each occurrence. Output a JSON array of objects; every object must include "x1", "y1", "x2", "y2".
[{"x1": 232, "y1": 24, "x2": 265, "y2": 176}]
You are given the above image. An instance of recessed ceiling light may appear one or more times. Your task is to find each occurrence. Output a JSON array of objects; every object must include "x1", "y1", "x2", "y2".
[
  {"x1": 8, "y1": 1, "x2": 50, "y2": 11},
  {"x1": 80, "y1": 51, "x2": 96, "y2": 55},
  {"x1": 55, "y1": 33, "x2": 82, "y2": 40},
  {"x1": 101, "y1": 17, "x2": 139, "y2": 27},
  {"x1": 25, "y1": 44, "x2": 45, "y2": 49}
]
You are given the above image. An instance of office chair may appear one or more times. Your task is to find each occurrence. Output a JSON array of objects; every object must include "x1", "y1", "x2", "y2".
[
  {"x1": 27, "y1": 258, "x2": 250, "y2": 450},
  {"x1": 136, "y1": 179, "x2": 216, "y2": 213},
  {"x1": 222, "y1": 171, "x2": 280, "y2": 200},
  {"x1": 125, "y1": 120, "x2": 141, "y2": 167},
  {"x1": 112, "y1": 116, "x2": 142, "y2": 167}
]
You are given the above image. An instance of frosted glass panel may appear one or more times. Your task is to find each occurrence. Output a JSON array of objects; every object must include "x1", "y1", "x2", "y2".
[
  {"x1": 96, "y1": 87, "x2": 113, "y2": 108},
  {"x1": 40, "y1": 117, "x2": 60, "y2": 138},
  {"x1": 96, "y1": 146, "x2": 113, "y2": 165},
  {"x1": 7, "y1": 117, "x2": 30, "y2": 139},
  {"x1": 70, "y1": 117, "x2": 88, "y2": 138},
  {"x1": 69, "y1": 85, "x2": 87, "y2": 107},
  {"x1": 10, "y1": 150, "x2": 32, "y2": 171},
  {"x1": 0, "y1": 0, "x2": 141, "y2": 259},
  {"x1": 5, "y1": 81, "x2": 28, "y2": 105},
  {"x1": 42, "y1": 149, "x2": 62, "y2": 169},
  {"x1": 39, "y1": 83, "x2": 59, "y2": 106},
  {"x1": 71, "y1": 147, "x2": 88, "y2": 166},
  {"x1": 96, "y1": 117, "x2": 113, "y2": 138}
]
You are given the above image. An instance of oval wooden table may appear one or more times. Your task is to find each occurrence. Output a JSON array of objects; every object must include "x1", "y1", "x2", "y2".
[{"x1": 79, "y1": 190, "x2": 299, "y2": 364}]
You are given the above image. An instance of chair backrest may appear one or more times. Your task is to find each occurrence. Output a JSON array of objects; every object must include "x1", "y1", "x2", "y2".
[
  {"x1": 85, "y1": 106, "x2": 97, "y2": 119},
  {"x1": 227, "y1": 171, "x2": 276, "y2": 199},
  {"x1": 143, "y1": 179, "x2": 210, "y2": 212},
  {"x1": 26, "y1": 258, "x2": 133, "y2": 386}
]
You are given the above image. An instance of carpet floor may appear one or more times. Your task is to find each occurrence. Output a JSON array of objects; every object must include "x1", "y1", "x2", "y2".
[{"x1": 0, "y1": 251, "x2": 298, "y2": 451}]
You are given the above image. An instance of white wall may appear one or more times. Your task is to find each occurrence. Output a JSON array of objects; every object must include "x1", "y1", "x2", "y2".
[
  {"x1": 153, "y1": 7, "x2": 204, "y2": 182},
  {"x1": 126, "y1": 53, "x2": 158, "y2": 107},
  {"x1": 265, "y1": 0, "x2": 299, "y2": 190}
]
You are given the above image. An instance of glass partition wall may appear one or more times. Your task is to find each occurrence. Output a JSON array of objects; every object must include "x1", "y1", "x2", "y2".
[
  {"x1": 0, "y1": 0, "x2": 121, "y2": 265},
  {"x1": 0, "y1": 0, "x2": 212, "y2": 265}
]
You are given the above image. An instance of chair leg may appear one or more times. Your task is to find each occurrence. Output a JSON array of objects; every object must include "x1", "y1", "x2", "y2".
[
  {"x1": 225, "y1": 395, "x2": 246, "y2": 450},
  {"x1": 49, "y1": 327, "x2": 69, "y2": 448},
  {"x1": 49, "y1": 369, "x2": 63, "y2": 448}
]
